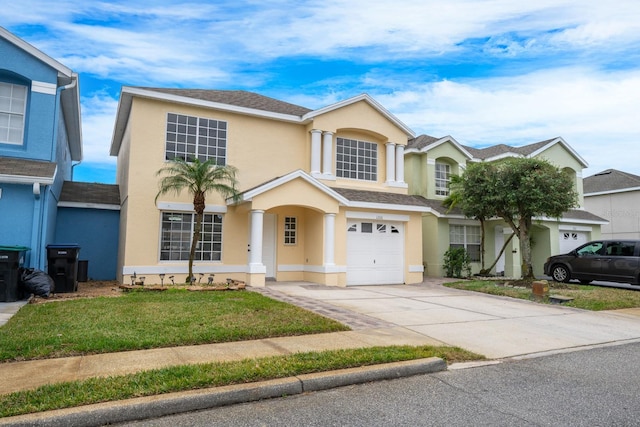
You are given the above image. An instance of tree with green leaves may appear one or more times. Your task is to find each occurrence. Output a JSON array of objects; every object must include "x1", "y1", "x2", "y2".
[
  {"x1": 492, "y1": 157, "x2": 577, "y2": 279},
  {"x1": 447, "y1": 157, "x2": 577, "y2": 279},
  {"x1": 156, "y1": 158, "x2": 239, "y2": 283},
  {"x1": 444, "y1": 162, "x2": 498, "y2": 275}
]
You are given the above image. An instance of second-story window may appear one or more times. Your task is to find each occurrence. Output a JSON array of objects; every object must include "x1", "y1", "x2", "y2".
[
  {"x1": 0, "y1": 82, "x2": 27, "y2": 145},
  {"x1": 336, "y1": 137, "x2": 377, "y2": 181},
  {"x1": 165, "y1": 113, "x2": 227, "y2": 165},
  {"x1": 435, "y1": 162, "x2": 451, "y2": 196}
]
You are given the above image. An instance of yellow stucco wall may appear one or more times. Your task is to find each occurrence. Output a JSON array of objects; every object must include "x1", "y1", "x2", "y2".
[{"x1": 114, "y1": 93, "x2": 425, "y2": 287}]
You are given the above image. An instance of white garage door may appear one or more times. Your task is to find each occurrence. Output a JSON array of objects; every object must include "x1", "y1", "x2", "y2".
[
  {"x1": 346, "y1": 220, "x2": 404, "y2": 285},
  {"x1": 559, "y1": 231, "x2": 588, "y2": 254}
]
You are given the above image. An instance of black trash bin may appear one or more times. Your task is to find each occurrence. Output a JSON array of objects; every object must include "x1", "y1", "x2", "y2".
[
  {"x1": 46, "y1": 244, "x2": 80, "y2": 293},
  {"x1": 77, "y1": 260, "x2": 89, "y2": 282},
  {"x1": 0, "y1": 246, "x2": 29, "y2": 302}
]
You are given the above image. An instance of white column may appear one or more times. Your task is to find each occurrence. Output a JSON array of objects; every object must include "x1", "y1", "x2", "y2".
[
  {"x1": 324, "y1": 213, "x2": 336, "y2": 266},
  {"x1": 322, "y1": 131, "x2": 334, "y2": 176},
  {"x1": 395, "y1": 144, "x2": 405, "y2": 184},
  {"x1": 310, "y1": 129, "x2": 322, "y2": 175},
  {"x1": 249, "y1": 210, "x2": 264, "y2": 267},
  {"x1": 386, "y1": 142, "x2": 396, "y2": 184}
]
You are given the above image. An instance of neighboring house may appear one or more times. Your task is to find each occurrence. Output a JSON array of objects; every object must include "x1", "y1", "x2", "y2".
[
  {"x1": 0, "y1": 27, "x2": 120, "y2": 281},
  {"x1": 0, "y1": 27, "x2": 81, "y2": 269},
  {"x1": 55, "y1": 182, "x2": 121, "y2": 280},
  {"x1": 404, "y1": 136, "x2": 607, "y2": 278},
  {"x1": 109, "y1": 88, "x2": 430, "y2": 286},
  {"x1": 583, "y1": 169, "x2": 640, "y2": 240}
]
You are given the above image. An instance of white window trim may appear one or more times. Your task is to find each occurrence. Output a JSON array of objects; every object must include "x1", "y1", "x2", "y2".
[
  {"x1": 165, "y1": 112, "x2": 228, "y2": 165},
  {"x1": 0, "y1": 82, "x2": 27, "y2": 146},
  {"x1": 435, "y1": 161, "x2": 451, "y2": 196},
  {"x1": 335, "y1": 137, "x2": 378, "y2": 182},
  {"x1": 284, "y1": 216, "x2": 297, "y2": 245}
]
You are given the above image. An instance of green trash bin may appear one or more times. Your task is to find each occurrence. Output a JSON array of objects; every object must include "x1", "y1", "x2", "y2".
[{"x1": 0, "y1": 246, "x2": 29, "y2": 302}]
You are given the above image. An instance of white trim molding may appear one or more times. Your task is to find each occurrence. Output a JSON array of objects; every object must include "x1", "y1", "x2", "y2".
[
  {"x1": 156, "y1": 202, "x2": 227, "y2": 213},
  {"x1": 409, "y1": 265, "x2": 425, "y2": 273},
  {"x1": 346, "y1": 211, "x2": 410, "y2": 222},
  {"x1": 31, "y1": 81, "x2": 57, "y2": 95}
]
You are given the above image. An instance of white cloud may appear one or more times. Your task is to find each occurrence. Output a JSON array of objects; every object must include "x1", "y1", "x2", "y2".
[
  {"x1": 377, "y1": 67, "x2": 640, "y2": 176},
  {"x1": 80, "y1": 92, "x2": 119, "y2": 165}
]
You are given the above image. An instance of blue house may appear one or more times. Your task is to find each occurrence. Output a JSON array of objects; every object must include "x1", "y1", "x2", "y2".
[{"x1": 0, "y1": 27, "x2": 84, "y2": 271}]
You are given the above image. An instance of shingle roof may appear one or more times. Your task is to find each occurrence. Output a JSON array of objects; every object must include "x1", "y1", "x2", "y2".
[
  {"x1": 406, "y1": 134, "x2": 440, "y2": 150},
  {"x1": 59, "y1": 181, "x2": 120, "y2": 206},
  {"x1": 561, "y1": 209, "x2": 607, "y2": 222},
  {"x1": 332, "y1": 187, "x2": 433, "y2": 208},
  {"x1": 583, "y1": 169, "x2": 640, "y2": 194},
  {"x1": 0, "y1": 157, "x2": 56, "y2": 179},
  {"x1": 139, "y1": 88, "x2": 313, "y2": 116},
  {"x1": 461, "y1": 138, "x2": 558, "y2": 160}
]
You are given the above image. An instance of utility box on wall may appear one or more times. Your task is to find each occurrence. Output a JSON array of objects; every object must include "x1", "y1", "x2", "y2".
[{"x1": 46, "y1": 244, "x2": 80, "y2": 293}]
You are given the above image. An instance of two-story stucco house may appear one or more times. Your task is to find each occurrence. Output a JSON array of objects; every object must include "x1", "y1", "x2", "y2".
[
  {"x1": 404, "y1": 136, "x2": 607, "y2": 278},
  {"x1": 0, "y1": 27, "x2": 82, "y2": 269},
  {"x1": 583, "y1": 169, "x2": 640, "y2": 240},
  {"x1": 109, "y1": 88, "x2": 431, "y2": 286}
]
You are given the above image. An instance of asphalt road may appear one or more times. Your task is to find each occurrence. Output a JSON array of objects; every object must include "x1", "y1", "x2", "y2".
[{"x1": 121, "y1": 341, "x2": 640, "y2": 426}]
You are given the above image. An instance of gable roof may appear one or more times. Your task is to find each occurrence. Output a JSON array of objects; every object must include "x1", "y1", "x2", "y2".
[
  {"x1": 0, "y1": 157, "x2": 56, "y2": 184},
  {"x1": 58, "y1": 181, "x2": 120, "y2": 209},
  {"x1": 406, "y1": 134, "x2": 474, "y2": 159},
  {"x1": 461, "y1": 137, "x2": 588, "y2": 168},
  {"x1": 302, "y1": 94, "x2": 415, "y2": 138},
  {"x1": 584, "y1": 169, "x2": 640, "y2": 195}
]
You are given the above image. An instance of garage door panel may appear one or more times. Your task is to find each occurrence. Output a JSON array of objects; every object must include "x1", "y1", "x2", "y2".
[
  {"x1": 346, "y1": 220, "x2": 404, "y2": 286},
  {"x1": 560, "y1": 231, "x2": 588, "y2": 254}
]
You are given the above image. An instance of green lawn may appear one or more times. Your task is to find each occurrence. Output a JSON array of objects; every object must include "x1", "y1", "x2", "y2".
[
  {"x1": 0, "y1": 289, "x2": 349, "y2": 362},
  {"x1": 0, "y1": 287, "x2": 486, "y2": 417},
  {"x1": 444, "y1": 280, "x2": 640, "y2": 311}
]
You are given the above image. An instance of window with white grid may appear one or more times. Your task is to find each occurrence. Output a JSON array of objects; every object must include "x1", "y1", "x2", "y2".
[
  {"x1": 165, "y1": 113, "x2": 227, "y2": 165},
  {"x1": 284, "y1": 217, "x2": 297, "y2": 245},
  {"x1": 435, "y1": 162, "x2": 451, "y2": 196},
  {"x1": 160, "y1": 212, "x2": 223, "y2": 261},
  {"x1": 336, "y1": 137, "x2": 377, "y2": 181},
  {"x1": 0, "y1": 82, "x2": 27, "y2": 145},
  {"x1": 449, "y1": 224, "x2": 481, "y2": 262}
]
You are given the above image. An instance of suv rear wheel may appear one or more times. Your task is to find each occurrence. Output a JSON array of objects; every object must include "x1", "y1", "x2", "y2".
[{"x1": 551, "y1": 265, "x2": 571, "y2": 283}]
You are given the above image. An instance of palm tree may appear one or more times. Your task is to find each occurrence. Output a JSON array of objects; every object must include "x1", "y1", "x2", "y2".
[{"x1": 156, "y1": 158, "x2": 239, "y2": 283}]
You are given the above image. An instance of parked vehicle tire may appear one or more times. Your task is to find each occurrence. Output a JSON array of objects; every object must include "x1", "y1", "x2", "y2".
[{"x1": 551, "y1": 265, "x2": 571, "y2": 283}]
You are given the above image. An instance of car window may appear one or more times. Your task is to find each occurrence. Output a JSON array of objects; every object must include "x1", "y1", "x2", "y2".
[
  {"x1": 606, "y1": 242, "x2": 636, "y2": 257},
  {"x1": 576, "y1": 242, "x2": 604, "y2": 256}
]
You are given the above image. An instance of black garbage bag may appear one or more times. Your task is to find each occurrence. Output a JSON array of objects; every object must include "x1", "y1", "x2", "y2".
[{"x1": 19, "y1": 268, "x2": 55, "y2": 298}]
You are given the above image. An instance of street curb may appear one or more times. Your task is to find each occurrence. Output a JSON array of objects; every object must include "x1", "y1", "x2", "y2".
[{"x1": 0, "y1": 357, "x2": 446, "y2": 426}]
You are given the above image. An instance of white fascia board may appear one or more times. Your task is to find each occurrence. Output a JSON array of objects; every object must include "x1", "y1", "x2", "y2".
[
  {"x1": 235, "y1": 169, "x2": 350, "y2": 205},
  {"x1": 528, "y1": 137, "x2": 589, "y2": 168},
  {"x1": 537, "y1": 215, "x2": 609, "y2": 225},
  {"x1": 419, "y1": 136, "x2": 474, "y2": 160},
  {"x1": 303, "y1": 93, "x2": 416, "y2": 138},
  {"x1": 346, "y1": 201, "x2": 432, "y2": 213},
  {"x1": 57, "y1": 201, "x2": 120, "y2": 211},
  {"x1": 156, "y1": 201, "x2": 227, "y2": 213},
  {"x1": 584, "y1": 187, "x2": 640, "y2": 197},
  {"x1": 346, "y1": 211, "x2": 410, "y2": 222},
  {"x1": 0, "y1": 27, "x2": 73, "y2": 77},
  {"x1": 482, "y1": 152, "x2": 524, "y2": 162},
  {"x1": 0, "y1": 174, "x2": 54, "y2": 185}
]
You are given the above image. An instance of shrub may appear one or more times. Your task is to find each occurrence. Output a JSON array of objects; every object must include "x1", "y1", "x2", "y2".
[{"x1": 443, "y1": 248, "x2": 471, "y2": 278}]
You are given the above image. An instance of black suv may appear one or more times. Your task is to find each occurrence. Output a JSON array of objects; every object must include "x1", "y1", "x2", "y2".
[{"x1": 544, "y1": 240, "x2": 640, "y2": 285}]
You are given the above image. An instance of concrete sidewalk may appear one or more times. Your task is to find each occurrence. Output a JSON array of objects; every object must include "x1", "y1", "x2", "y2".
[{"x1": 2, "y1": 278, "x2": 640, "y2": 425}]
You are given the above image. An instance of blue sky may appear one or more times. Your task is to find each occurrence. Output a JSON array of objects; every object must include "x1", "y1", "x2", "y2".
[{"x1": 6, "y1": 0, "x2": 640, "y2": 183}]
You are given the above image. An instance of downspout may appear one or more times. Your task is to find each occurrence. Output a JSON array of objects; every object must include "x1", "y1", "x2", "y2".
[{"x1": 50, "y1": 75, "x2": 77, "y2": 161}]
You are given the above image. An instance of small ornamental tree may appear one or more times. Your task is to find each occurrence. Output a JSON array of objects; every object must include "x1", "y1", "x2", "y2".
[{"x1": 156, "y1": 158, "x2": 239, "y2": 283}]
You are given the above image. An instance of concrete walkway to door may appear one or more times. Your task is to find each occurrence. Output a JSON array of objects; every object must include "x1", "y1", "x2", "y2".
[{"x1": 257, "y1": 278, "x2": 640, "y2": 359}]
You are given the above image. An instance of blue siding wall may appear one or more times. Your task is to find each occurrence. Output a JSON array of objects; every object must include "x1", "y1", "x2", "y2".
[
  {"x1": 55, "y1": 208, "x2": 120, "y2": 280},
  {"x1": 0, "y1": 184, "x2": 35, "y2": 267}
]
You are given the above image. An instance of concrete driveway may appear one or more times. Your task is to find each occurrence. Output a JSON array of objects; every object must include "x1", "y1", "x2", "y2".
[{"x1": 261, "y1": 278, "x2": 640, "y2": 359}]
